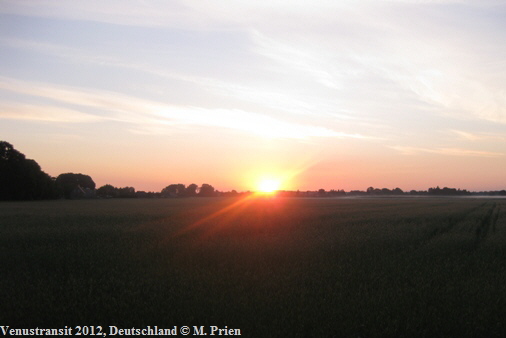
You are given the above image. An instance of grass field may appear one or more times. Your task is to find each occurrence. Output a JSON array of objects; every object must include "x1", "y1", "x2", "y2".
[{"x1": 1, "y1": 197, "x2": 506, "y2": 337}]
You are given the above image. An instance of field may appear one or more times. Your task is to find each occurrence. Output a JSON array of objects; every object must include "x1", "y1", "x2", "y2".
[{"x1": 1, "y1": 197, "x2": 506, "y2": 337}]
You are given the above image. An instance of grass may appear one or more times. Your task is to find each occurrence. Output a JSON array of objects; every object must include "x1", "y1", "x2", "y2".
[{"x1": 1, "y1": 197, "x2": 505, "y2": 337}]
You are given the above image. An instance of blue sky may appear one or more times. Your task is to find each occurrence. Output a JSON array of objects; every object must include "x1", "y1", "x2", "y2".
[{"x1": 1, "y1": 0, "x2": 505, "y2": 192}]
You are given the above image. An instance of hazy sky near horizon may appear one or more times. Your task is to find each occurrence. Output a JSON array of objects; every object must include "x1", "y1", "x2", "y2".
[{"x1": 1, "y1": 0, "x2": 505, "y2": 192}]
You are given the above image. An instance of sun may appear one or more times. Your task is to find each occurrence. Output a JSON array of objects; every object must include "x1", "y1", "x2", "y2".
[{"x1": 257, "y1": 178, "x2": 281, "y2": 194}]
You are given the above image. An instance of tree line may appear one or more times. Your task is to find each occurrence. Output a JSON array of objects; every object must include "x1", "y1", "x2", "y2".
[
  {"x1": 1, "y1": 141, "x2": 505, "y2": 201},
  {"x1": 279, "y1": 186, "x2": 505, "y2": 197},
  {"x1": 0, "y1": 141, "x2": 220, "y2": 200},
  {"x1": 96, "y1": 183, "x2": 217, "y2": 198}
]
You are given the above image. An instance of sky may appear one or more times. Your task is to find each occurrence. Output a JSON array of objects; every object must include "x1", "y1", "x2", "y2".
[{"x1": 1, "y1": 0, "x2": 505, "y2": 192}]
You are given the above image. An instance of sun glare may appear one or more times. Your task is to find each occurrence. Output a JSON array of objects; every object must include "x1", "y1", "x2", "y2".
[{"x1": 257, "y1": 178, "x2": 281, "y2": 194}]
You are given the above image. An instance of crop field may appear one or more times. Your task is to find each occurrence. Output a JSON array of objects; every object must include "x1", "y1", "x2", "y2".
[{"x1": 1, "y1": 197, "x2": 506, "y2": 337}]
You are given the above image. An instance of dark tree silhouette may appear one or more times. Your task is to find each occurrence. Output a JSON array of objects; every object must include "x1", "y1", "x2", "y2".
[
  {"x1": 160, "y1": 185, "x2": 173, "y2": 197},
  {"x1": 365, "y1": 186, "x2": 404, "y2": 195},
  {"x1": 175, "y1": 184, "x2": 185, "y2": 196},
  {"x1": 0, "y1": 141, "x2": 57, "y2": 200},
  {"x1": 97, "y1": 184, "x2": 117, "y2": 198},
  {"x1": 428, "y1": 186, "x2": 470, "y2": 196},
  {"x1": 56, "y1": 173, "x2": 96, "y2": 199},
  {"x1": 185, "y1": 183, "x2": 198, "y2": 197},
  {"x1": 329, "y1": 189, "x2": 346, "y2": 196},
  {"x1": 161, "y1": 184, "x2": 186, "y2": 197},
  {"x1": 199, "y1": 183, "x2": 215, "y2": 197},
  {"x1": 116, "y1": 186, "x2": 136, "y2": 198},
  {"x1": 96, "y1": 185, "x2": 138, "y2": 198}
]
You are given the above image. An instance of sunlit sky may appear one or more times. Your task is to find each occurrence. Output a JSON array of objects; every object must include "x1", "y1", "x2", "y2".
[{"x1": 1, "y1": 0, "x2": 505, "y2": 192}]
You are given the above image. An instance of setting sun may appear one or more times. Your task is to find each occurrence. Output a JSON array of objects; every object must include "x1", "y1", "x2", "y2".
[{"x1": 257, "y1": 178, "x2": 281, "y2": 193}]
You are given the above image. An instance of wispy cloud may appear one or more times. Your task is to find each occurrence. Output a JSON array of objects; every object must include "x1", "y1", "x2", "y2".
[
  {"x1": 449, "y1": 129, "x2": 482, "y2": 141},
  {"x1": 390, "y1": 145, "x2": 503, "y2": 157},
  {"x1": 0, "y1": 102, "x2": 103, "y2": 123},
  {"x1": 0, "y1": 37, "x2": 351, "y2": 121},
  {"x1": 154, "y1": 106, "x2": 368, "y2": 139},
  {"x1": 251, "y1": 31, "x2": 343, "y2": 91},
  {"x1": 449, "y1": 129, "x2": 506, "y2": 142},
  {"x1": 0, "y1": 77, "x2": 367, "y2": 140},
  {"x1": 0, "y1": 76, "x2": 163, "y2": 123}
]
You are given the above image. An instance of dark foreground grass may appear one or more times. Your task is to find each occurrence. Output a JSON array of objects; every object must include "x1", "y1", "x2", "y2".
[{"x1": 1, "y1": 197, "x2": 506, "y2": 337}]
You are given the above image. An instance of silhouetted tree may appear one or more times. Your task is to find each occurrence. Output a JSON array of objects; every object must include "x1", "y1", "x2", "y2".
[
  {"x1": 185, "y1": 183, "x2": 198, "y2": 197},
  {"x1": 56, "y1": 173, "x2": 95, "y2": 199},
  {"x1": 161, "y1": 184, "x2": 186, "y2": 197},
  {"x1": 117, "y1": 186, "x2": 136, "y2": 198},
  {"x1": 392, "y1": 187, "x2": 404, "y2": 195},
  {"x1": 328, "y1": 189, "x2": 346, "y2": 196},
  {"x1": 428, "y1": 186, "x2": 470, "y2": 196},
  {"x1": 176, "y1": 184, "x2": 185, "y2": 196},
  {"x1": 97, "y1": 184, "x2": 117, "y2": 198},
  {"x1": 199, "y1": 183, "x2": 215, "y2": 197},
  {"x1": 136, "y1": 191, "x2": 159, "y2": 198},
  {"x1": 365, "y1": 186, "x2": 405, "y2": 196},
  {"x1": 0, "y1": 141, "x2": 57, "y2": 200}
]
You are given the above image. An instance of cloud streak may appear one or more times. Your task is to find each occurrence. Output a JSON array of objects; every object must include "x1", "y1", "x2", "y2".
[
  {"x1": 390, "y1": 145, "x2": 503, "y2": 158},
  {"x1": 0, "y1": 37, "x2": 350, "y2": 122},
  {"x1": 449, "y1": 129, "x2": 506, "y2": 142},
  {"x1": 0, "y1": 102, "x2": 103, "y2": 123},
  {"x1": 0, "y1": 77, "x2": 365, "y2": 140}
]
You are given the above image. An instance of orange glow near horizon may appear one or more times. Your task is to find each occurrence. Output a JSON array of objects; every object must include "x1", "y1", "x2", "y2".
[{"x1": 241, "y1": 159, "x2": 315, "y2": 193}]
